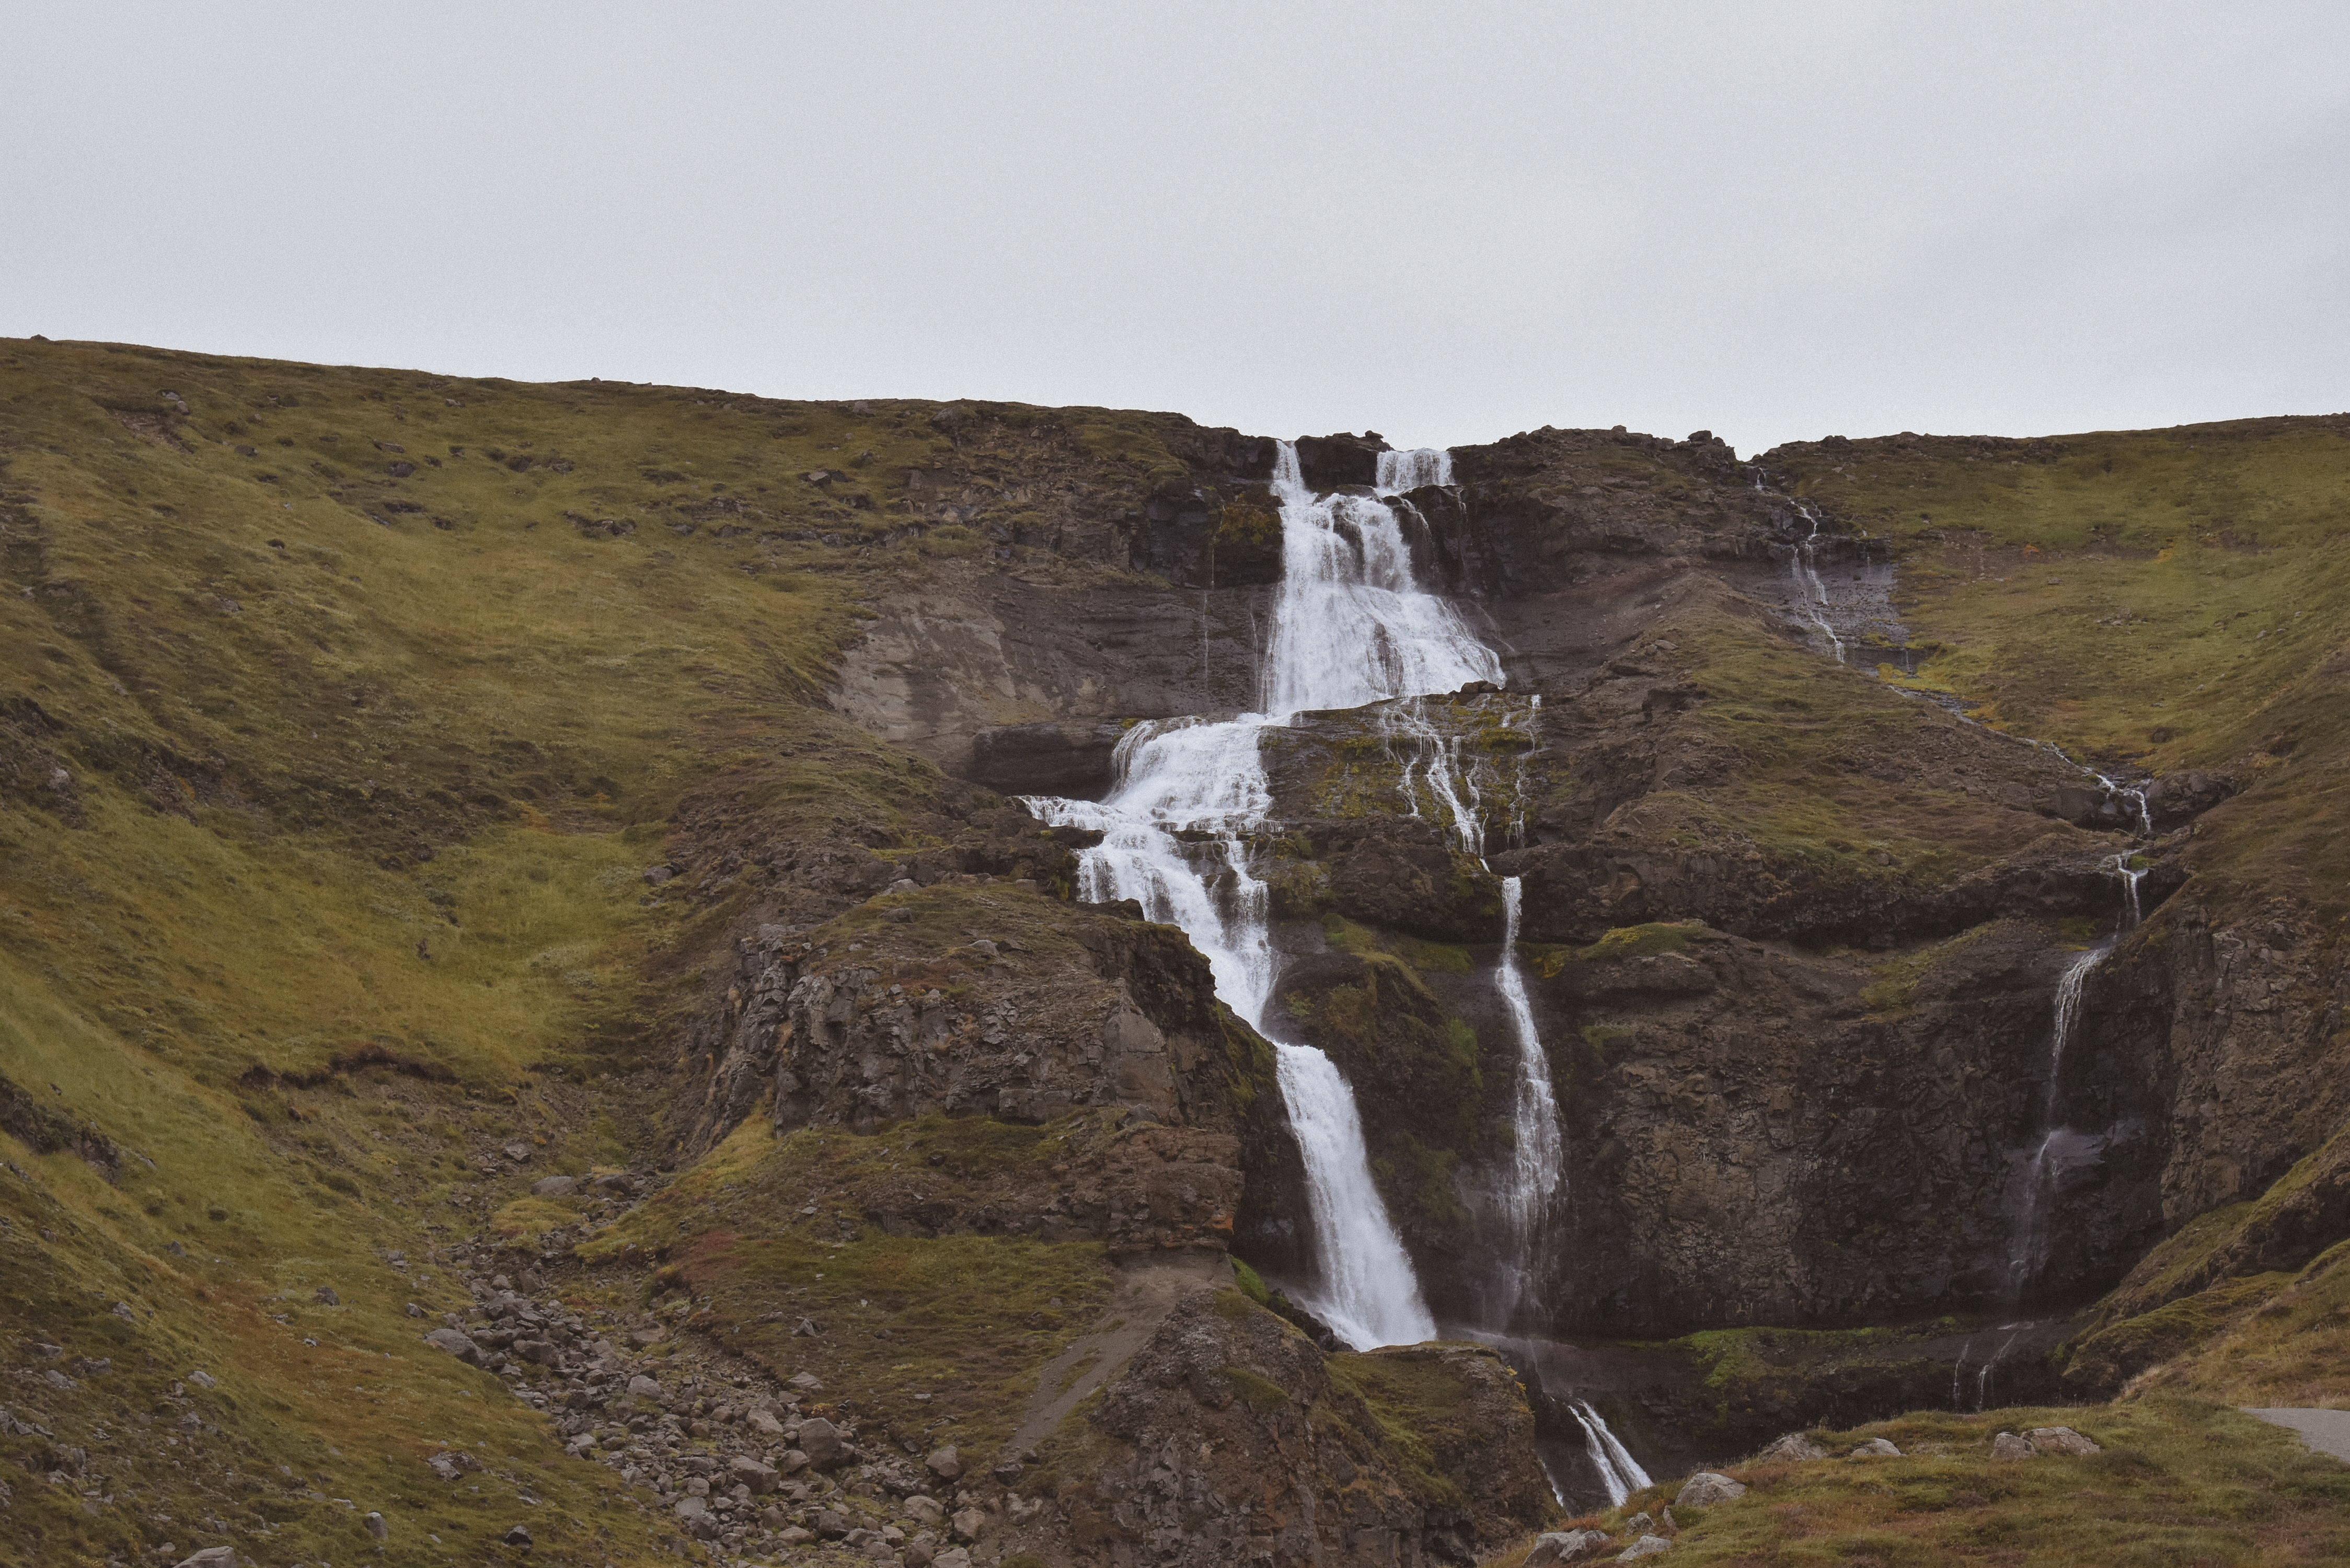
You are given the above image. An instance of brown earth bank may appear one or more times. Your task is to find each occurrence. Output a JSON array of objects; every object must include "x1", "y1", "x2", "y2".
[{"x1": 4, "y1": 338, "x2": 2350, "y2": 1566}]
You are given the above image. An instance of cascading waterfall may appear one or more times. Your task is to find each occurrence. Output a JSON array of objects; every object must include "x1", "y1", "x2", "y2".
[
  {"x1": 1028, "y1": 440, "x2": 1646, "y2": 1480},
  {"x1": 1024, "y1": 440, "x2": 1504, "y2": 1350}
]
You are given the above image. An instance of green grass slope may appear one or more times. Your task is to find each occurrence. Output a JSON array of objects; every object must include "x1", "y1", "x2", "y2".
[{"x1": 1767, "y1": 417, "x2": 2350, "y2": 916}]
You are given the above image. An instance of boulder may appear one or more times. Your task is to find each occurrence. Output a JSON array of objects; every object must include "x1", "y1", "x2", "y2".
[
  {"x1": 423, "y1": 1328, "x2": 482, "y2": 1365},
  {"x1": 798, "y1": 1416, "x2": 844, "y2": 1468},
  {"x1": 1676, "y1": 1470, "x2": 1748, "y2": 1506},
  {"x1": 1991, "y1": 1431, "x2": 2035, "y2": 1460},
  {"x1": 2026, "y1": 1425, "x2": 2101, "y2": 1456},
  {"x1": 950, "y1": 1506, "x2": 989, "y2": 1543},
  {"x1": 1525, "y1": 1527, "x2": 1610, "y2": 1564},
  {"x1": 925, "y1": 1445, "x2": 962, "y2": 1481},
  {"x1": 501, "y1": 1524, "x2": 533, "y2": 1547},
  {"x1": 362, "y1": 1510, "x2": 388, "y2": 1539},
  {"x1": 728, "y1": 1455, "x2": 779, "y2": 1494},
  {"x1": 2147, "y1": 768, "x2": 2233, "y2": 831},
  {"x1": 932, "y1": 1551, "x2": 974, "y2": 1568},
  {"x1": 627, "y1": 1374, "x2": 664, "y2": 1400},
  {"x1": 532, "y1": 1175, "x2": 578, "y2": 1198},
  {"x1": 1758, "y1": 1432, "x2": 1829, "y2": 1461},
  {"x1": 777, "y1": 1448, "x2": 810, "y2": 1474},
  {"x1": 174, "y1": 1552, "x2": 239, "y2": 1568},
  {"x1": 1620, "y1": 1537, "x2": 1676, "y2": 1561},
  {"x1": 906, "y1": 1494, "x2": 946, "y2": 1527},
  {"x1": 1848, "y1": 1438, "x2": 1901, "y2": 1458}
]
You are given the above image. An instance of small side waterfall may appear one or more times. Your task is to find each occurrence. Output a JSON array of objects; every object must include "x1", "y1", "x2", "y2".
[
  {"x1": 1495, "y1": 877, "x2": 1563, "y2": 1319},
  {"x1": 1787, "y1": 501, "x2": 1847, "y2": 663},
  {"x1": 1571, "y1": 1400, "x2": 1653, "y2": 1505},
  {"x1": 2006, "y1": 857, "x2": 2145, "y2": 1301}
]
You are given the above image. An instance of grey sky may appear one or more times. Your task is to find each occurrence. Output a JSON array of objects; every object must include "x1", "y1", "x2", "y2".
[{"x1": 7, "y1": 2, "x2": 2347, "y2": 456}]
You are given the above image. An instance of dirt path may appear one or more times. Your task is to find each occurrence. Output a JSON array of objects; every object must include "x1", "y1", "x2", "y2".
[
  {"x1": 2243, "y1": 1408, "x2": 2350, "y2": 1462},
  {"x1": 1003, "y1": 1249, "x2": 1227, "y2": 1460}
]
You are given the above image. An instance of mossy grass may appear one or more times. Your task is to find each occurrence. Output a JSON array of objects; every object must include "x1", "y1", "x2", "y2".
[
  {"x1": 1619, "y1": 1396, "x2": 2350, "y2": 1564},
  {"x1": 578, "y1": 1114, "x2": 1116, "y2": 1456}
]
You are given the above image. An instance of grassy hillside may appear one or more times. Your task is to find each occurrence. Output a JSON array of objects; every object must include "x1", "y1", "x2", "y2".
[
  {"x1": 0, "y1": 337, "x2": 1222, "y2": 1565},
  {"x1": 1768, "y1": 417, "x2": 2350, "y2": 914}
]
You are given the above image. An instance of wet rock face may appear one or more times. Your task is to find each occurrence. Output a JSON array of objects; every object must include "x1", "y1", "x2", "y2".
[
  {"x1": 1506, "y1": 922, "x2": 2171, "y2": 1332},
  {"x1": 1016, "y1": 1288, "x2": 1545, "y2": 1568}
]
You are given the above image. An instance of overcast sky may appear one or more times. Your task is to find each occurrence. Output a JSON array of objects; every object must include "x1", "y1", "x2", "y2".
[{"x1": 7, "y1": 2, "x2": 2347, "y2": 456}]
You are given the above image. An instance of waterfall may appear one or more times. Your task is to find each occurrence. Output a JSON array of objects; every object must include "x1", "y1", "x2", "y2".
[
  {"x1": 1262, "y1": 443, "x2": 1498, "y2": 716},
  {"x1": 1784, "y1": 501, "x2": 1845, "y2": 663},
  {"x1": 2006, "y1": 943, "x2": 2111, "y2": 1300},
  {"x1": 1025, "y1": 440, "x2": 1511, "y2": 1349},
  {"x1": 1275, "y1": 1044, "x2": 1437, "y2": 1348},
  {"x1": 1495, "y1": 877, "x2": 1563, "y2": 1318},
  {"x1": 1571, "y1": 1400, "x2": 1652, "y2": 1505},
  {"x1": 1376, "y1": 446, "x2": 1454, "y2": 493}
]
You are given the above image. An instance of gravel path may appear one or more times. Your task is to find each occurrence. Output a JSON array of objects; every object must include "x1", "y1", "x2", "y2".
[{"x1": 2244, "y1": 1408, "x2": 2350, "y2": 1462}]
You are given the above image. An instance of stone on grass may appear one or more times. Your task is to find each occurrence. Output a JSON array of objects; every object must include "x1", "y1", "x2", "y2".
[
  {"x1": 532, "y1": 1175, "x2": 577, "y2": 1198},
  {"x1": 174, "y1": 1551, "x2": 239, "y2": 1568},
  {"x1": 926, "y1": 1445, "x2": 962, "y2": 1480},
  {"x1": 501, "y1": 1523, "x2": 534, "y2": 1548},
  {"x1": 1758, "y1": 1432, "x2": 1829, "y2": 1461},
  {"x1": 2026, "y1": 1426, "x2": 2101, "y2": 1456},
  {"x1": 1676, "y1": 1470, "x2": 1748, "y2": 1507},
  {"x1": 1525, "y1": 1527, "x2": 1610, "y2": 1564},
  {"x1": 1620, "y1": 1537, "x2": 1676, "y2": 1561},
  {"x1": 363, "y1": 1509, "x2": 388, "y2": 1538},
  {"x1": 1849, "y1": 1437, "x2": 1901, "y2": 1457},
  {"x1": 314, "y1": 1286, "x2": 341, "y2": 1306},
  {"x1": 423, "y1": 1328, "x2": 482, "y2": 1365},
  {"x1": 1990, "y1": 1431, "x2": 2034, "y2": 1460}
]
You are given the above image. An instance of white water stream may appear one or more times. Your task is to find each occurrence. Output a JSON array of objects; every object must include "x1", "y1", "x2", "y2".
[
  {"x1": 2006, "y1": 856, "x2": 2147, "y2": 1300},
  {"x1": 1787, "y1": 501, "x2": 1847, "y2": 663},
  {"x1": 1572, "y1": 1399, "x2": 1654, "y2": 1506},
  {"x1": 1495, "y1": 877, "x2": 1564, "y2": 1317}
]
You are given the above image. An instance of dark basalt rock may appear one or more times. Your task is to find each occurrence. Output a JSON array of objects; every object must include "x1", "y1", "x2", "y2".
[{"x1": 967, "y1": 721, "x2": 1125, "y2": 798}]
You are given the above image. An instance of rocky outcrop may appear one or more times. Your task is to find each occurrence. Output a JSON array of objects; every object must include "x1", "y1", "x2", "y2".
[
  {"x1": 1017, "y1": 1287, "x2": 1546, "y2": 1568},
  {"x1": 671, "y1": 884, "x2": 1273, "y2": 1151}
]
